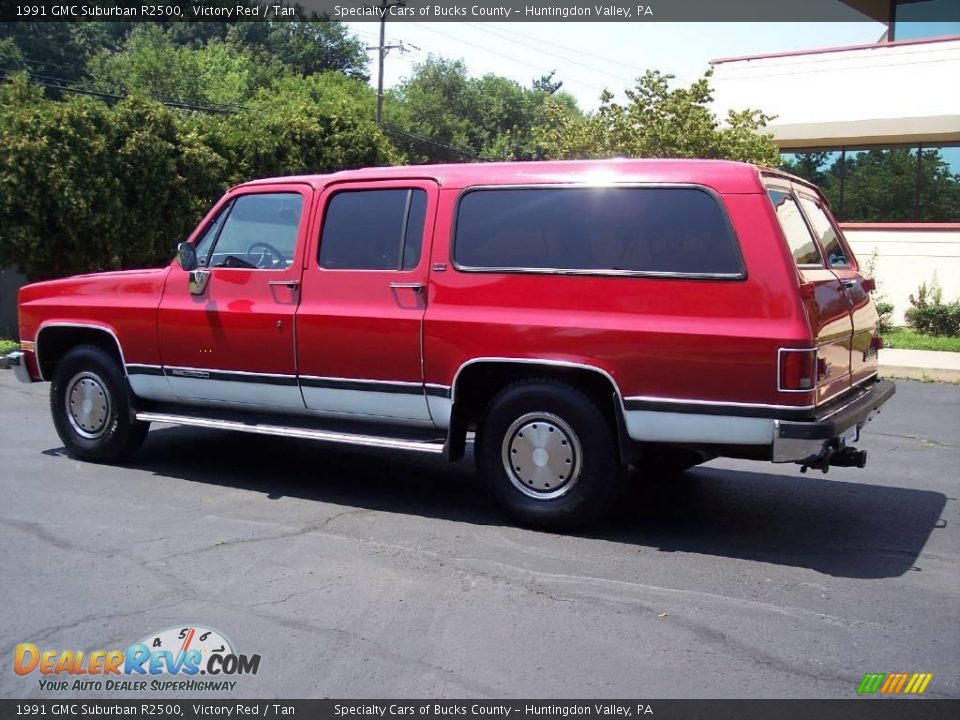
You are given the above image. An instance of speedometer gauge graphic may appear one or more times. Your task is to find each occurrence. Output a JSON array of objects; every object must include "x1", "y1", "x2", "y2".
[{"x1": 136, "y1": 625, "x2": 234, "y2": 669}]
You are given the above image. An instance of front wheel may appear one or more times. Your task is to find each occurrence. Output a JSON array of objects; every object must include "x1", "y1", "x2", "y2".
[
  {"x1": 50, "y1": 345, "x2": 149, "y2": 462},
  {"x1": 476, "y1": 379, "x2": 627, "y2": 530}
]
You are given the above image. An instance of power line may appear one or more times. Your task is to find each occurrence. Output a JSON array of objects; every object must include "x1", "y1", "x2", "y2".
[
  {"x1": 382, "y1": 123, "x2": 482, "y2": 161},
  {"x1": 406, "y1": 23, "x2": 608, "y2": 98},
  {"x1": 462, "y1": 22, "x2": 639, "y2": 85},
  {"x1": 467, "y1": 21, "x2": 647, "y2": 73}
]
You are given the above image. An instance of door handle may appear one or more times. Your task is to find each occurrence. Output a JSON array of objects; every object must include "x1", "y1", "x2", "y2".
[
  {"x1": 390, "y1": 282, "x2": 425, "y2": 293},
  {"x1": 840, "y1": 279, "x2": 858, "y2": 287},
  {"x1": 268, "y1": 280, "x2": 300, "y2": 289}
]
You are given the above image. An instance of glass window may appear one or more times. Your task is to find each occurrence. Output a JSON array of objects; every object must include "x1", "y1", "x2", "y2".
[
  {"x1": 319, "y1": 189, "x2": 428, "y2": 271},
  {"x1": 892, "y1": 0, "x2": 960, "y2": 40},
  {"x1": 840, "y1": 147, "x2": 918, "y2": 222},
  {"x1": 207, "y1": 193, "x2": 303, "y2": 270},
  {"x1": 779, "y1": 151, "x2": 842, "y2": 212},
  {"x1": 767, "y1": 190, "x2": 822, "y2": 267},
  {"x1": 194, "y1": 203, "x2": 231, "y2": 268},
  {"x1": 917, "y1": 146, "x2": 960, "y2": 222},
  {"x1": 453, "y1": 187, "x2": 743, "y2": 276},
  {"x1": 798, "y1": 195, "x2": 850, "y2": 268}
]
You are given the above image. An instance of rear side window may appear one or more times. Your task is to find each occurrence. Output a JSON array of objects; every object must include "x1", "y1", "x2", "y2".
[
  {"x1": 453, "y1": 187, "x2": 743, "y2": 277},
  {"x1": 798, "y1": 195, "x2": 850, "y2": 268},
  {"x1": 767, "y1": 190, "x2": 823, "y2": 267},
  {"x1": 319, "y1": 189, "x2": 427, "y2": 270}
]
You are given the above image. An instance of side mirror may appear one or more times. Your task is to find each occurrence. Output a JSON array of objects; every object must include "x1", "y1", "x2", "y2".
[{"x1": 177, "y1": 242, "x2": 198, "y2": 271}]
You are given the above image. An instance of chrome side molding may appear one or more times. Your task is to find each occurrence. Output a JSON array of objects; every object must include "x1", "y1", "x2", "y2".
[{"x1": 135, "y1": 411, "x2": 446, "y2": 454}]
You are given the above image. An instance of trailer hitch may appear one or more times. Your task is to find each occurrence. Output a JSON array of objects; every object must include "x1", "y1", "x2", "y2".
[{"x1": 800, "y1": 446, "x2": 867, "y2": 474}]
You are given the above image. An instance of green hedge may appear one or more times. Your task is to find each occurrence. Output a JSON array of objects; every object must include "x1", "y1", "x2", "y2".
[{"x1": 906, "y1": 303, "x2": 960, "y2": 338}]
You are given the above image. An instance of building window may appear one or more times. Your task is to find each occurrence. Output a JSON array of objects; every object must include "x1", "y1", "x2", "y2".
[
  {"x1": 780, "y1": 144, "x2": 960, "y2": 223},
  {"x1": 891, "y1": 0, "x2": 960, "y2": 41}
]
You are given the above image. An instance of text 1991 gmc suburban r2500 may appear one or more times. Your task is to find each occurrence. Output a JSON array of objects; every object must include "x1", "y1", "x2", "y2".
[{"x1": 6, "y1": 159, "x2": 895, "y2": 529}]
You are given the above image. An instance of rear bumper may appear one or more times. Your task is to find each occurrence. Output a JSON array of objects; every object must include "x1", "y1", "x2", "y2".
[
  {"x1": 772, "y1": 378, "x2": 896, "y2": 463},
  {"x1": 2, "y1": 351, "x2": 35, "y2": 384}
]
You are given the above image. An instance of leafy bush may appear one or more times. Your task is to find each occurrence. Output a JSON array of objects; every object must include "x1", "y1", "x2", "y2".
[
  {"x1": 0, "y1": 72, "x2": 394, "y2": 281},
  {"x1": 908, "y1": 303, "x2": 960, "y2": 337},
  {"x1": 875, "y1": 301, "x2": 894, "y2": 335}
]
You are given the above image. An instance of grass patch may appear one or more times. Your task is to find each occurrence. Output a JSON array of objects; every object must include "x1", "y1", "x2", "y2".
[
  {"x1": 0, "y1": 338, "x2": 18, "y2": 355},
  {"x1": 882, "y1": 328, "x2": 960, "y2": 353}
]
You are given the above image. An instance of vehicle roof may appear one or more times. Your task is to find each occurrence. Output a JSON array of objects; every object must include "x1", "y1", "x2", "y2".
[{"x1": 236, "y1": 158, "x2": 782, "y2": 194}]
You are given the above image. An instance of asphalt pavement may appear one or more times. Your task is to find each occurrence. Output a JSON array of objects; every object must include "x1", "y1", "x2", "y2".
[{"x1": 0, "y1": 371, "x2": 957, "y2": 699}]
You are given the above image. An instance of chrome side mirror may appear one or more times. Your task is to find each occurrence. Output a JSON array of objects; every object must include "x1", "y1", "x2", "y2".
[
  {"x1": 177, "y1": 242, "x2": 198, "y2": 271},
  {"x1": 188, "y1": 269, "x2": 211, "y2": 296}
]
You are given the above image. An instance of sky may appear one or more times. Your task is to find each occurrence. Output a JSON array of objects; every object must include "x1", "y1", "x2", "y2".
[{"x1": 344, "y1": 19, "x2": 889, "y2": 111}]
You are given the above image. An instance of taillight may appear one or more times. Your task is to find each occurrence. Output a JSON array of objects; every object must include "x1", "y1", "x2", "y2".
[{"x1": 779, "y1": 349, "x2": 817, "y2": 391}]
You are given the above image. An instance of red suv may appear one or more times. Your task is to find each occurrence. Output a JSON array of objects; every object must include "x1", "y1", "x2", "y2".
[{"x1": 7, "y1": 159, "x2": 894, "y2": 528}]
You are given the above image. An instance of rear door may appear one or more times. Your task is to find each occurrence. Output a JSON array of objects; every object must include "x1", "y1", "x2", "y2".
[
  {"x1": 295, "y1": 179, "x2": 438, "y2": 424},
  {"x1": 766, "y1": 185, "x2": 852, "y2": 404},
  {"x1": 795, "y1": 192, "x2": 879, "y2": 387}
]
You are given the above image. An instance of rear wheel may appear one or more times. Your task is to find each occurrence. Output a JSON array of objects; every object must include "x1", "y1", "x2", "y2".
[
  {"x1": 476, "y1": 379, "x2": 627, "y2": 530},
  {"x1": 50, "y1": 345, "x2": 149, "y2": 462}
]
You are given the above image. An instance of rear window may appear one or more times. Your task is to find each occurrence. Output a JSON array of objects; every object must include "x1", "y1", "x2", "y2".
[
  {"x1": 798, "y1": 195, "x2": 850, "y2": 268},
  {"x1": 453, "y1": 187, "x2": 743, "y2": 277},
  {"x1": 767, "y1": 189, "x2": 823, "y2": 267}
]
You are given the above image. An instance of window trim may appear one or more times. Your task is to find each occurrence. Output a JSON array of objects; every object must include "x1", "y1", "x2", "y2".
[
  {"x1": 795, "y1": 191, "x2": 858, "y2": 272},
  {"x1": 317, "y1": 187, "x2": 429, "y2": 273},
  {"x1": 449, "y1": 183, "x2": 747, "y2": 281},
  {"x1": 766, "y1": 185, "x2": 827, "y2": 270},
  {"x1": 194, "y1": 187, "x2": 310, "y2": 273}
]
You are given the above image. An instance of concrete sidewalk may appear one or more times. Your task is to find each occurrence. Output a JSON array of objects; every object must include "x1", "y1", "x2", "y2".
[{"x1": 879, "y1": 348, "x2": 960, "y2": 382}]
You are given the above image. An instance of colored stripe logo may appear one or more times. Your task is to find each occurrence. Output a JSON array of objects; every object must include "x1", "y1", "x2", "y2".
[{"x1": 857, "y1": 672, "x2": 932, "y2": 694}]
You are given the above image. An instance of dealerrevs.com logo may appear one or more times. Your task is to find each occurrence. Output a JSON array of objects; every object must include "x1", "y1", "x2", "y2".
[{"x1": 13, "y1": 625, "x2": 261, "y2": 693}]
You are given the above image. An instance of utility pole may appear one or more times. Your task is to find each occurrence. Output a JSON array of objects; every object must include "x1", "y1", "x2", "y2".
[{"x1": 367, "y1": 0, "x2": 408, "y2": 126}]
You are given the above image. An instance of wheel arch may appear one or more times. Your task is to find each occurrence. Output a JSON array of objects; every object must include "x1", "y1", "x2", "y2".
[
  {"x1": 444, "y1": 358, "x2": 632, "y2": 464},
  {"x1": 35, "y1": 323, "x2": 126, "y2": 381}
]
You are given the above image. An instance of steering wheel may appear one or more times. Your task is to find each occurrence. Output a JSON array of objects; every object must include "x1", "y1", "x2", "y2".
[{"x1": 246, "y1": 241, "x2": 285, "y2": 269}]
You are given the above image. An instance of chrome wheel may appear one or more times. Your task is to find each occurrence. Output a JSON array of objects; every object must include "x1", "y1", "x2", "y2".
[
  {"x1": 501, "y1": 412, "x2": 582, "y2": 500},
  {"x1": 65, "y1": 371, "x2": 111, "y2": 439}
]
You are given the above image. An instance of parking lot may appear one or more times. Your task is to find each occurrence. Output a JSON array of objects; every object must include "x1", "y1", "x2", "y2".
[{"x1": 1, "y1": 372, "x2": 957, "y2": 699}]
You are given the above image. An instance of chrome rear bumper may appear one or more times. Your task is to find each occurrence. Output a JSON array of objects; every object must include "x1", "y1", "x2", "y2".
[{"x1": 772, "y1": 378, "x2": 896, "y2": 464}]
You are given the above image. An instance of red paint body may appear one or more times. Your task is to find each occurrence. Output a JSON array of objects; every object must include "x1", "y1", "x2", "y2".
[{"x1": 16, "y1": 159, "x2": 879, "y2": 413}]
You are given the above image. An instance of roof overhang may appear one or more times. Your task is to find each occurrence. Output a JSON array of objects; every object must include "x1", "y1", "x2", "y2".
[{"x1": 838, "y1": 0, "x2": 891, "y2": 23}]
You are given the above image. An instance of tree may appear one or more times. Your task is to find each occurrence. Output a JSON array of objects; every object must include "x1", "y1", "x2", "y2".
[
  {"x1": 0, "y1": 69, "x2": 397, "y2": 281},
  {"x1": 385, "y1": 57, "x2": 583, "y2": 162},
  {"x1": 85, "y1": 25, "x2": 289, "y2": 107},
  {"x1": 534, "y1": 70, "x2": 780, "y2": 166},
  {"x1": 199, "y1": 72, "x2": 396, "y2": 183},
  {"x1": 0, "y1": 75, "x2": 226, "y2": 280}
]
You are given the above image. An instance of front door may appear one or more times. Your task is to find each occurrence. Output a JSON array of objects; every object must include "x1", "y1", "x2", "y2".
[
  {"x1": 295, "y1": 180, "x2": 438, "y2": 424},
  {"x1": 157, "y1": 184, "x2": 311, "y2": 409}
]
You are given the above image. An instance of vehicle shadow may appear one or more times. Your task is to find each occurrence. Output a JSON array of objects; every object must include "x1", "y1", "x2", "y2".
[{"x1": 45, "y1": 425, "x2": 947, "y2": 580}]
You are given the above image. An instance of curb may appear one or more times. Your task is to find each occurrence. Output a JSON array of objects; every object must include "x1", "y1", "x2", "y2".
[{"x1": 880, "y1": 366, "x2": 960, "y2": 383}]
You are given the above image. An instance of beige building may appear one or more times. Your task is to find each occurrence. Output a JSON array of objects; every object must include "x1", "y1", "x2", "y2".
[{"x1": 710, "y1": 0, "x2": 960, "y2": 323}]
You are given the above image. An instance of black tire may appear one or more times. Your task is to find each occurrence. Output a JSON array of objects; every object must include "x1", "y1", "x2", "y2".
[
  {"x1": 475, "y1": 379, "x2": 627, "y2": 530},
  {"x1": 50, "y1": 344, "x2": 149, "y2": 462}
]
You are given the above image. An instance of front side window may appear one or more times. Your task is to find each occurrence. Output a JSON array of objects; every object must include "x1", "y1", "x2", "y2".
[
  {"x1": 194, "y1": 203, "x2": 231, "y2": 268},
  {"x1": 206, "y1": 193, "x2": 304, "y2": 270},
  {"x1": 798, "y1": 195, "x2": 850, "y2": 268},
  {"x1": 767, "y1": 189, "x2": 823, "y2": 267},
  {"x1": 453, "y1": 187, "x2": 743, "y2": 277},
  {"x1": 319, "y1": 189, "x2": 428, "y2": 271}
]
